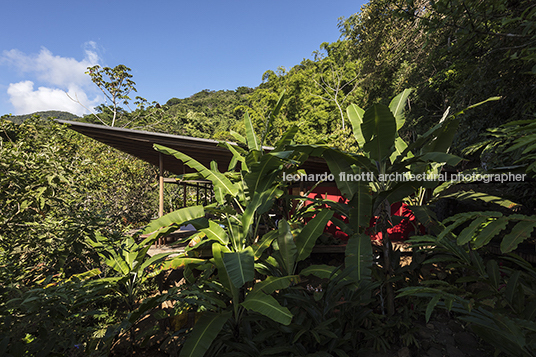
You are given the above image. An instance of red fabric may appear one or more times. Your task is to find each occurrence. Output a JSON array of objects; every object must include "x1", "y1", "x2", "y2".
[
  {"x1": 304, "y1": 186, "x2": 421, "y2": 241},
  {"x1": 368, "y1": 201, "x2": 423, "y2": 242},
  {"x1": 308, "y1": 186, "x2": 350, "y2": 241}
]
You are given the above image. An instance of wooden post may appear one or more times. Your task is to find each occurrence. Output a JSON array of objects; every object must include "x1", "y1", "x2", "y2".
[
  {"x1": 158, "y1": 153, "x2": 164, "y2": 247},
  {"x1": 183, "y1": 182, "x2": 187, "y2": 208},
  {"x1": 159, "y1": 153, "x2": 164, "y2": 218}
]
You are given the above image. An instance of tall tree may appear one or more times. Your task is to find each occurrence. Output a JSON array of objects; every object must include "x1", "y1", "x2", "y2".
[{"x1": 72, "y1": 64, "x2": 165, "y2": 129}]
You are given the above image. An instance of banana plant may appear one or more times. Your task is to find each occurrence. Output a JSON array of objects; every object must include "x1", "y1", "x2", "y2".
[
  {"x1": 87, "y1": 226, "x2": 195, "y2": 310},
  {"x1": 145, "y1": 93, "x2": 340, "y2": 357},
  {"x1": 304, "y1": 90, "x2": 499, "y2": 315}
]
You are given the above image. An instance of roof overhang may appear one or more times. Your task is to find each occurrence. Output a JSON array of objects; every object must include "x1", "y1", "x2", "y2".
[{"x1": 56, "y1": 120, "x2": 328, "y2": 176}]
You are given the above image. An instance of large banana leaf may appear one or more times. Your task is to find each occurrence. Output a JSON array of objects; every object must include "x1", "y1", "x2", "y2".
[
  {"x1": 345, "y1": 152, "x2": 377, "y2": 172},
  {"x1": 390, "y1": 136, "x2": 411, "y2": 164},
  {"x1": 229, "y1": 130, "x2": 246, "y2": 145},
  {"x1": 419, "y1": 152, "x2": 462, "y2": 166},
  {"x1": 361, "y1": 104, "x2": 397, "y2": 162},
  {"x1": 253, "y1": 275, "x2": 300, "y2": 294},
  {"x1": 240, "y1": 151, "x2": 290, "y2": 235},
  {"x1": 154, "y1": 144, "x2": 238, "y2": 201},
  {"x1": 219, "y1": 141, "x2": 247, "y2": 171},
  {"x1": 138, "y1": 205, "x2": 206, "y2": 260},
  {"x1": 373, "y1": 181, "x2": 422, "y2": 212},
  {"x1": 179, "y1": 311, "x2": 232, "y2": 357},
  {"x1": 212, "y1": 244, "x2": 240, "y2": 316},
  {"x1": 286, "y1": 144, "x2": 328, "y2": 158},
  {"x1": 347, "y1": 103, "x2": 366, "y2": 149},
  {"x1": 345, "y1": 233, "x2": 372, "y2": 282},
  {"x1": 422, "y1": 116, "x2": 460, "y2": 153},
  {"x1": 244, "y1": 151, "x2": 291, "y2": 194},
  {"x1": 389, "y1": 88, "x2": 412, "y2": 131},
  {"x1": 348, "y1": 165, "x2": 372, "y2": 233},
  {"x1": 141, "y1": 204, "x2": 205, "y2": 238},
  {"x1": 295, "y1": 210, "x2": 334, "y2": 262},
  {"x1": 67, "y1": 268, "x2": 102, "y2": 282},
  {"x1": 121, "y1": 237, "x2": 139, "y2": 269},
  {"x1": 452, "y1": 96, "x2": 501, "y2": 117},
  {"x1": 139, "y1": 252, "x2": 177, "y2": 275},
  {"x1": 147, "y1": 257, "x2": 206, "y2": 278},
  {"x1": 241, "y1": 291, "x2": 293, "y2": 325},
  {"x1": 241, "y1": 182, "x2": 282, "y2": 239},
  {"x1": 409, "y1": 97, "x2": 499, "y2": 157},
  {"x1": 211, "y1": 243, "x2": 234, "y2": 294},
  {"x1": 222, "y1": 247, "x2": 255, "y2": 289},
  {"x1": 100, "y1": 248, "x2": 131, "y2": 276},
  {"x1": 276, "y1": 219, "x2": 297, "y2": 274},
  {"x1": 329, "y1": 216, "x2": 353, "y2": 236},
  {"x1": 300, "y1": 264, "x2": 340, "y2": 279},
  {"x1": 88, "y1": 234, "x2": 133, "y2": 276},
  {"x1": 199, "y1": 220, "x2": 228, "y2": 245},
  {"x1": 404, "y1": 114, "x2": 459, "y2": 157},
  {"x1": 252, "y1": 230, "x2": 278, "y2": 259},
  {"x1": 409, "y1": 205, "x2": 442, "y2": 235},
  {"x1": 245, "y1": 111, "x2": 260, "y2": 151}
]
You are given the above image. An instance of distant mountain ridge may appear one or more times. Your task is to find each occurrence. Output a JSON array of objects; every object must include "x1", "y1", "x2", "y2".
[{"x1": 5, "y1": 111, "x2": 79, "y2": 124}]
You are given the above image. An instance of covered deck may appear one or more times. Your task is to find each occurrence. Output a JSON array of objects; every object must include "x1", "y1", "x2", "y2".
[{"x1": 56, "y1": 120, "x2": 330, "y2": 249}]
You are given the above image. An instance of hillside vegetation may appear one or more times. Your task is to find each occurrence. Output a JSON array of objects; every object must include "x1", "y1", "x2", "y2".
[{"x1": 9, "y1": 110, "x2": 79, "y2": 124}]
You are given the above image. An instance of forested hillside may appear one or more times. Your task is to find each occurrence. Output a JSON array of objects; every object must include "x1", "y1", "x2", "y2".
[
  {"x1": 68, "y1": 0, "x2": 535, "y2": 157},
  {"x1": 9, "y1": 110, "x2": 79, "y2": 124},
  {"x1": 12, "y1": 0, "x2": 535, "y2": 158}
]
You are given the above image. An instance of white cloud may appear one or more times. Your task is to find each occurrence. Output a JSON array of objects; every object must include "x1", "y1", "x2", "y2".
[
  {"x1": 7, "y1": 81, "x2": 96, "y2": 116},
  {"x1": 1, "y1": 43, "x2": 101, "y2": 115}
]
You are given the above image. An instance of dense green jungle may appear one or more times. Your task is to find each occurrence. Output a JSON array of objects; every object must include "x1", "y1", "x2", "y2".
[{"x1": 2, "y1": 0, "x2": 536, "y2": 356}]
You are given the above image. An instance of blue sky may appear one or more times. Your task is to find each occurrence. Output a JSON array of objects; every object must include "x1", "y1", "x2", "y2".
[{"x1": 0, "y1": 0, "x2": 365, "y2": 116}]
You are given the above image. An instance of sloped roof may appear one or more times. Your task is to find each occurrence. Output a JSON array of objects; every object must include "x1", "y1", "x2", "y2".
[{"x1": 56, "y1": 120, "x2": 328, "y2": 176}]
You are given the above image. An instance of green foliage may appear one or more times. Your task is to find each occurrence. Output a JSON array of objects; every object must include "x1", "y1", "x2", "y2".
[
  {"x1": 279, "y1": 267, "x2": 378, "y2": 354},
  {"x1": 404, "y1": 214, "x2": 536, "y2": 356},
  {"x1": 179, "y1": 311, "x2": 232, "y2": 357},
  {"x1": 87, "y1": 230, "x2": 184, "y2": 309},
  {"x1": 337, "y1": 0, "x2": 536, "y2": 154},
  {"x1": 76, "y1": 140, "x2": 159, "y2": 229},
  {"x1": 465, "y1": 115, "x2": 536, "y2": 176},
  {"x1": 162, "y1": 89, "x2": 252, "y2": 140},
  {"x1": 0, "y1": 270, "x2": 107, "y2": 356},
  {"x1": 4, "y1": 0, "x2": 536, "y2": 353},
  {"x1": 441, "y1": 211, "x2": 536, "y2": 253},
  {"x1": 318, "y1": 90, "x2": 498, "y2": 318},
  {"x1": 0, "y1": 114, "x2": 166, "y2": 355},
  {"x1": 239, "y1": 44, "x2": 363, "y2": 146},
  {"x1": 81, "y1": 64, "x2": 166, "y2": 130},
  {"x1": 141, "y1": 101, "x2": 378, "y2": 356},
  {"x1": 0, "y1": 117, "x2": 102, "y2": 284},
  {"x1": 403, "y1": 0, "x2": 536, "y2": 71},
  {"x1": 86, "y1": 64, "x2": 136, "y2": 127}
]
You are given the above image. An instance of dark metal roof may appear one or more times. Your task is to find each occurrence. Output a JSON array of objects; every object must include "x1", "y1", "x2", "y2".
[{"x1": 56, "y1": 120, "x2": 328, "y2": 176}]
